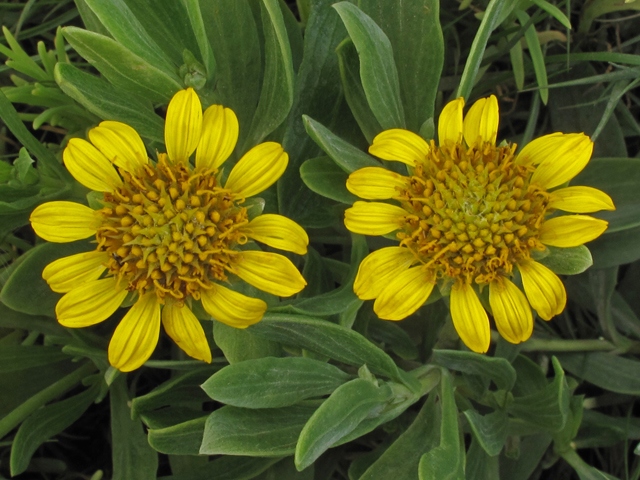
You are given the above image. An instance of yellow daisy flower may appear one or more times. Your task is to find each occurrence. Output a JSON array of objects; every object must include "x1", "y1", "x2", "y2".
[
  {"x1": 344, "y1": 95, "x2": 614, "y2": 354},
  {"x1": 30, "y1": 88, "x2": 308, "y2": 372}
]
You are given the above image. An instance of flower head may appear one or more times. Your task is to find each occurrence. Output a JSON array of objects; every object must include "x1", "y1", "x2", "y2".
[
  {"x1": 344, "y1": 95, "x2": 613, "y2": 353},
  {"x1": 30, "y1": 88, "x2": 308, "y2": 371}
]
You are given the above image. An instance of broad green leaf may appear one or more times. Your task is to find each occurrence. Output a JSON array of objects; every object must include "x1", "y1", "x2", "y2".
[
  {"x1": 200, "y1": 405, "x2": 316, "y2": 456},
  {"x1": 457, "y1": 0, "x2": 509, "y2": 101},
  {"x1": 556, "y1": 352, "x2": 640, "y2": 395},
  {"x1": 249, "y1": 313, "x2": 405, "y2": 384},
  {"x1": 72, "y1": 0, "x2": 111, "y2": 36},
  {"x1": 131, "y1": 369, "x2": 214, "y2": 419},
  {"x1": 202, "y1": 357, "x2": 351, "y2": 408},
  {"x1": 82, "y1": 0, "x2": 175, "y2": 72},
  {"x1": 511, "y1": 354, "x2": 548, "y2": 397},
  {"x1": 0, "y1": 346, "x2": 69, "y2": 373},
  {"x1": 299, "y1": 247, "x2": 336, "y2": 299},
  {"x1": 432, "y1": 349, "x2": 516, "y2": 391},
  {"x1": 498, "y1": 434, "x2": 553, "y2": 480},
  {"x1": 63, "y1": 27, "x2": 182, "y2": 103},
  {"x1": 0, "y1": 303, "x2": 67, "y2": 336},
  {"x1": 589, "y1": 267, "x2": 631, "y2": 349},
  {"x1": 278, "y1": 0, "x2": 303, "y2": 73},
  {"x1": 242, "y1": 0, "x2": 294, "y2": 150},
  {"x1": 183, "y1": 0, "x2": 216, "y2": 81},
  {"x1": 121, "y1": 0, "x2": 201, "y2": 67},
  {"x1": 55, "y1": 63, "x2": 165, "y2": 142},
  {"x1": 333, "y1": 2, "x2": 405, "y2": 130},
  {"x1": 200, "y1": 0, "x2": 261, "y2": 152},
  {"x1": 159, "y1": 456, "x2": 280, "y2": 480},
  {"x1": 464, "y1": 409, "x2": 508, "y2": 457},
  {"x1": 111, "y1": 377, "x2": 158, "y2": 480},
  {"x1": 368, "y1": 318, "x2": 418, "y2": 360},
  {"x1": 588, "y1": 224, "x2": 640, "y2": 269},
  {"x1": 277, "y1": 0, "x2": 350, "y2": 225},
  {"x1": 10, "y1": 384, "x2": 98, "y2": 476},
  {"x1": 148, "y1": 416, "x2": 207, "y2": 456},
  {"x1": 0, "y1": 240, "x2": 93, "y2": 317},
  {"x1": 553, "y1": 395, "x2": 584, "y2": 453},
  {"x1": 465, "y1": 439, "x2": 499, "y2": 480},
  {"x1": 300, "y1": 156, "x2": 358, "y2": 204},
  {"x1": 516, "y1": 10, "x2": 548, "y2": 104},
  {"x1": 359, "y1": 0, "x2": 443, "y2": 132},
  {"x1": 576, "y1": 409, "x2": 640, "y2": 449},
  {"x1": 258, "y1": 457, "x2": 314, "y2": 480},
  {"x1": 141, "y1": 406, "x2": 206, "y2": 430},
  {"x1": 303, "y1": 115, "x2": 380, "y2": 173},
  {"x1": 572, "y1": 158, "x2": 640, "y2": 234},
  {"x1": 336, "y1": 39, "x2": 382, "y2": 143},
  {"x1": 538, "y1": 245, "x2": 593, "y2": 275},
  {"x1": 213, "y1": 321, "x2": 282, "y2": 364},
  {"x1": 359, "y1": 393, "x2": 440, "y2": 480},
  {"x1": 295, "y1": 378, "x2": 393, "y2": 470},
  {"x1": 419, "y1": 371, "x2": 464, "y2": 480},
  {"x1": 508, "y1": 357, "x2": 570, "y2": 432}
]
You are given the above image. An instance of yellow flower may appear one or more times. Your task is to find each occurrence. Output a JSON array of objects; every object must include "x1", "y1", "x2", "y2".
[
  {"x1": 344, "y1": 95, "x2": 614, "y2": 353},
  {"x1": 30, "y1": 88, "x2": 308, "y2": 372}
]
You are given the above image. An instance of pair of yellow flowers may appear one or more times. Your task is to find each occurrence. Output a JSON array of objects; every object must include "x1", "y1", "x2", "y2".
[{"x1": 30, "y1": 89, "x2": 612, "y2": 371}]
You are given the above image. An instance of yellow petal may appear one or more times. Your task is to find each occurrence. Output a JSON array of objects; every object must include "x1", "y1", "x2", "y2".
[
  {"x1": 201, "y1": 284, "x2": 267, "y2": 328},
  {"x1": 344, "y1": 201, "x2": 406, "y2": 236},
  {"x1": 30, "y1": 201, "x2": 97, "y2": 242},
  {"x1": 88, "y1": 121, "x2": 148, "y2": 173},
  {"x1": 346, "y1": 167, "x2": 410, "y2": 199},
  {"x1": 438, "y1": 97, "x2": 465, "y2": 146},
  {"x1": 450, "y1": 282, "x2": 490, "y2": 353},
  {"x1": 195, "y1": 104, "x2": 239, "y2": 170},
  {"x1": 519, "y1": 260, "x2": 566, "y2": 321},
  {"x1": 63, "y1": 138, "x2": 122, "y2": 192},
  {"x1": 165, "y1": 87, "x2": 203, "y2": 163},
  {"x1": 108, "y1": 292, "x2": 161, "y2": 372},
  {"x1": 242, "y1": 214, "x2": 309, "y2": 255},
  {"x1": 463, "y1": 95, "x2": 499, "y2": 147},
  {"x1": 162, "y1": 303, "x2": 212, "y2": 363},
  {"x1": 368, "y1": 129, "x2": 430, "y2": 166},
  {"x1": 374, "y1": 266, "x2": 435, "y2": 320},
  {"x1": 489, "y1": 278, "x2": 533, "y2": 344},
  {"x1": 354, "y1": 247, "x2": 416, "y2": 300},
  {"x1": 43, "y1": 250, "x2": 108, "y2": 293},
  {"x1": 539, "y1": 215, "x2": 608, "y2": 247},
  {"x1": 231, "y1": 251, "x2": 306, "y2": 297},
  {"x1": 56, "y1": 277, "x2": 127, "y2": 327},
  {"x1": 225, "y1": 142, "x2": 288, "y2": 198},
  {"x1": 517, "y1": 133, "x2": 593, "y2": 189},
  {"x1": 548, "y1": 186, "x2": 615, "y2": 213}
]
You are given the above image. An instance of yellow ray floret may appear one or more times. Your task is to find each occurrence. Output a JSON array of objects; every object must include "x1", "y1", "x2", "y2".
[
  {"x1": 374, "y1": 266, "x2": 435, "y2": 320},
  {"x1": 519, "y1": 260, "x2": 566, "y2": 321},
  {"x1": 225, "y1": 142, "x2": 288, "y2": 198},
  {"x1": 196, "y1": 104, "x2": 239, "y2": 170},
  {"x1": 450, "y1": 282, "x2": 490, "y2": 354},
  {"x1": 232, "y1": 250, "x2": 307, "y2": 297},
  {"x1": 548, "y1": 186, "x2": 615, "y2": 213},
  {"x1": 242, "y1": 214, "x2": 309, "y2": 255},
  {"x1": 63, "y1": 138, "x2": 122, "y2": 192},
  {"x1": 539, "y1": 215, "x2": 609, "y2": 248},
  {"x1": 354, "y1": 246, "x2": 416, "y2": 300},
  {"x1": 43, "y1": 251, "x2": 108, "y2": 293},
  {"x1": 438, "y1": 97, "x2": 464, "y2": 145},
  {"x1": 56, "y1": 277, "x2": 127, "y2": 328},
  {"x1": 162, "y1": 302, "x2": 212, "y2": 363},
  {"x1": 165, "y1": 87, "x2": 203, "y2": 163},
  {"x1": 201, "y1": 284, "x2": 267, "y2": 329},
  {"x1": 88, "y1": 121, "x2": 148, "y2": 173},
  {"x1": 369, "y1": 129, "x2": 430, "y2": 166},
  {"x1": 462, "y1": 95, "x2": 499, "y2": 147},
  {"x1": 489, "y1": 278, "x2": 533, "y2": 344},
  {"x1": 344, "y1": 201, "x2": 406, "y2": 236},
  {"x1": 346, "y1": 167, "x2": 409, "y2": 200},
  {"x1": 30, "y1": 201, "x2": 97, "y2": 242}
]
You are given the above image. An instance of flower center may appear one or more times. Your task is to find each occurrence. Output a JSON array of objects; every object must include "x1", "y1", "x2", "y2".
[
  {"x1": 398, "y1": 141, "x2": 550, "y2": 285},
  {"x1": 95, "y1": 155, "x2": 248, "y2": 301}
]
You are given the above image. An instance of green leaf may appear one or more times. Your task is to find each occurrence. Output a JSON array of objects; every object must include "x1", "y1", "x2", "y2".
[
  {"x1": 359, "y1": 0, "x2": 444, "y2": 132},
  {"x1": 359, "y1": 393, "x2": 440, "y2": 480},
  {"x1": 464, "y1": 409, "x2": 508, "y2": 457},
  {"x1": 63, "y1": 27, "x2": 182, "y2": 103},
  {"x1": 538, "y1": 245, "x2": 593, "y2": 275},
  {"x1": 456, "y1": 0, "x2": 509, "y2": 101},
  {"x1": 200, "y1": 0, "x2": 261, "y2": 152},
  {"x1": 530, "y1": 0, "x2": 572, "y2": 29},
  {"x1": 10, "y1": 384, "x2": 98, "y2": 476},
  {"x1": 576, "y1": 409, "x2": 640, "y2": 449},
  {"x1": 73, "y1": 0, "x2": 111, "y2": 36},
  {"x1": 556, "y1": 351, "x2": 640, "y2": 395},
  {"x1": 336, "y1": 39, "x2": 382, "y2": 143},
  {"x1": 560, "y1": 449, "x2": 621, "y2": 480},
  {"x1": 588, "y1": 224, "x2": 640, "y2": 269},
  {"x1": 242, "y1": 0, "x2": 294, "y2": 150},
  {"x1": 368, "y1": 317, "x2": 418, "y2": 360},
  {"x1": 54, "y1": 63, "x2": 164, "y2": 142},
  {"x1": 82, "y1": 0, "x2": 175, "y2": 72},
  {"x1": 419, "y1": 371, "x2": 464, "y2": 480},
  {"x1": 0, "y1": 240, "x2": 93, "y2": 317},
  {"x1": 183, "y1": 0, "x2": 216, "y2": 82},
  {"x1": 202, "y1": 357, "x2": 351, "y2": 408},
  {"x1": 572, "y1": 158, "x2": 640, "y2": 234},
  {"x1": 508, "y1": 357, "x2": 570, "y2": 432},
  {"x1": 249, "y1": 313, "x2": 406, "y2": 384},
  {"x1": 432, "y1": 349, "x2": 516, "y2": 391},
  {"x1": 111, "y1": 377, "x2": 158, "y2": 480},
  {"x1": 159, "y1": 456, "x2": 280, "y2": 480},
  {"x1": 213, "y1": 321, "x2": 282, "y2": 364},
  {"x1": 511, "y1": 354, "x2": 548, "y2": 397},
  {"x1": 200, "y1": 405, "x2": 316, "y2": 456},
  {"x1": 303, "y1": 115, "x2": 380, "y2": 173},
  {"x1": 516, "y1": 10, "x2": 548, "y2": 104},
  {"x1": 148, "y1": 416, "x2": 207, "y2": 456},
  {"x1": 295, "y1": 378, "x2": 393, "y2": 470},
  {"x1": 333, "y1": 2, "x2": 405, "y2": 130},
  {"x1": 0, "y1": 303, "x2": 66, "y2": 336},
  {"x1": 0, "y1": 345, "x2": 69, "y2": 373},
  {"x1": 498, "y1": 434, "x2": 553, "y2": 480},
  {"x1": 466, "y1": 438, "x2": 499, "y2": 480},
  {"x1": 15, "y1": 148, "x2": 37, "y2": 184},
  {"x1": 300, "y1": 156, "x2": 358, "y2": 204}
]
